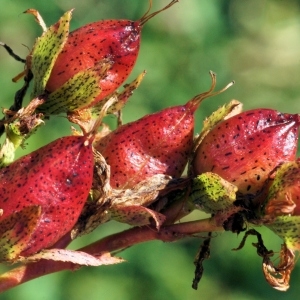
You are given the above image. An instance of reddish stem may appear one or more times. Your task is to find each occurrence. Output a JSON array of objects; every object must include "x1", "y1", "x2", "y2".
[{"x1": 0, "y1": 218, "x2": 223, "y2": 293}]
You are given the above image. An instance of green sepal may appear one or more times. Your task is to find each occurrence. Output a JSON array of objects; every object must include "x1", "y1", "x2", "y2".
[
  {"x1": 266, "y1": 215, "x2": 300, "y2": 251},
  {"x1": 30, "y1": 10, "x2": 72, "y2": 97},
  {"x1": 0, "y1": 137, "x2": 16, "y2": 167},
  {"x1": 189, "y1": 172, "x2": 238, "y2": 214},
  {"x1": 0, "y1": 105, "x2": 44, "y2": 167},
  {"x1": 92, "y1": 71, "x2": 146, "y2": 116},
  {"x1": 0, "y1": 206, "x2": 41, "y2": 262},
  {"x1": 38, "y1": 60, "x2": 112, "y2": 114},
  {"x1": 193, "y1": 100, "x2": 242, "y2": 153},
  {"x1": 0, "y1": 123, "x2": 24, "y2": 167}
]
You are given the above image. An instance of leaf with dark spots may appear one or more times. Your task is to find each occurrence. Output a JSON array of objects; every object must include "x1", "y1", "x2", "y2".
[
  {"x1": 0, "y1": 206, "x2": 41, "y2": 261},
  {"x1": 30, "y1": 10, "x2": 72, "y2": 97},
  {"x1": 189, "y1": 172, "x2": 238, "y2": 215},
  {"x1": 39, "y1": 59, "x2": 112, "y2": 114}
]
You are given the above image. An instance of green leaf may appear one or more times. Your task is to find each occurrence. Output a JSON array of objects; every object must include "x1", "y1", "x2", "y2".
[
  {"x1": 92, "y1": 71, "x2": 146, "y2": 115},
  {"x1": 30, "y1": 10, "x2": 72, "y2": 97},
  {"x1": 189, "y1": 172, "x2": 238, "y2": 214},
  {"x1": 193, "y1": 100, "x2": 242, "y2": 152},
  {"x1": 266, "y1": 215, "x2": 300, "y2": 251},
  {"x1": 0, "y1": 137, "x2": 16, "y2": 167},
  {"x1": 0, "y1": 206, "x2": 41, "y2": 262},
  {"x1": 38, "y1": 60, "x2": 112, "y2": 114}
]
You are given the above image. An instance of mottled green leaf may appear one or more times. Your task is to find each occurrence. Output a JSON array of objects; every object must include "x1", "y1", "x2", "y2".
[
  {"x1": 193, "y1": 100, "x2": 242, "y2": 153},
  {"x1": 31, "y1": 10, "x2": 72, "y2": 97},
  {"x1": 203, "y1": 100, "x2": 242, "y2": 132},
  {"x1": 0, "y1": 206, "x2": 41, "y2": 262},
  {"x1": 266, "y1": 215, "x2": 300, "y2": 251},
  {"x1": 189, "y1": 172, "x2": 238, "y2": 214},
  {"x1": 92, "y1": 71, "x2": 146, "y2": 115},
  {"x1": 0, "y1": 137, "x2": 16, "y2": 167},
  {"x1": 39, "y1": 60, "x2": 112, "y2": 114}
]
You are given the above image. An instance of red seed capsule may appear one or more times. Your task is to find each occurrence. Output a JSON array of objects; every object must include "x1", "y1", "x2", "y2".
[
  {"x1": 192, "y1": 109, "x2": 300, "y2": 197},
  {"x1": 0, "y1": 135, "x2": 94, "y2": 258},
  {"x1": 46, "y1": 1, "x2": 178, "y2": 109},
  {"x1": 96, "y1": 73, "x2": 232, "y2": 189}
]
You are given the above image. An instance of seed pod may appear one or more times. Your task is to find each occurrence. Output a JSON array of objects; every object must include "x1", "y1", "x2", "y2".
[
  {"x1": 192, "y1": 109, "x2": 300, "y2": 198},
  {"x1": 0, "y1": 135, "x2": 94, "y2": 260},
  {"x1": 95, "y1": 72, "x2": 233, "y2": 189},
  {"x1": 45, "y1": 1, "x2": 178, "y2": 109}
]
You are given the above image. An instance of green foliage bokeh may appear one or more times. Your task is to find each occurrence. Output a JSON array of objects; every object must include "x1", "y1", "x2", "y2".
[{"x1": 1, "y1": 0, "x2": 300, "y2": 299}]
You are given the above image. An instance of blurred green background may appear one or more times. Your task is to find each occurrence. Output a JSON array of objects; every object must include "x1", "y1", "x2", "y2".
[{"x1": 1, "y1": 0, "x2": 300, "y2": 299}]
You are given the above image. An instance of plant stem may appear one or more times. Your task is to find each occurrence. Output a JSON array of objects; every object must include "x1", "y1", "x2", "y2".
[{"x1": 0, "y1": 218, "x2": 223, "y2": 293}]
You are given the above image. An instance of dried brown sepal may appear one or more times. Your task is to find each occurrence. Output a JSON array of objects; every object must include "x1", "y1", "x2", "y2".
[
  {"x1": 232, "y1": 229, "x2": 296, "y2": 291},
  {"x1": 24, "y1": 9, "x2": 47, "y2": 32},
  {"x1": 110, "y1": 174, "x2": 181, "y2": 207},
  {"x1": 1, "y1": 96, "x2": 45, "y2": 125},
  {"x1": 73, "y1": 175, "x2": 191, "y2": 237},
  {"x1": 71, "y1": 149, "x2": 111, "y2": 238},
  {"x1": 106, "y1": 175, "x2": 182, "y2": 228},
  {"x1": 263, "y1": 160, "x2": 300, "y2": 221},
  {"x1": 264, "y1": 195, "x2": 296, "y2": 221},
  {"x1": 0, "y1": 97, "x2": 45, "y2": 166},
  {"x1": 109, "y1": 205, "x2": 166, "y2": 229},
  {"x1": 262, "y1": 244, "x2": 295, "y2": 291},
  {"x1": 67, "y1": 109, "x2": 94, "y2": 134},
  {"x1": 19, "y1": 249, "x2": 124, "y2": 267},
  {"x1": 192, "y1": 232, "x2": 212, "y2": 290}
]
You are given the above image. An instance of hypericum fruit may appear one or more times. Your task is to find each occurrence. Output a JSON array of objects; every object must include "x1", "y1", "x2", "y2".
[
  {"x1": 45, "y1": 0, "x2": 178, "y2": 109},
  {"x1": 95, "y1": 72, "x2": 233, "y2": 189},
  {"x1": 192, "y1": 109, "x2": 300, "y2": 199},
  {"x1": 0, "y1": 134, "x2": 94, "y2": 260}
]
